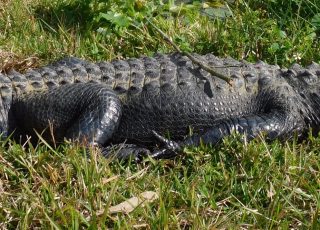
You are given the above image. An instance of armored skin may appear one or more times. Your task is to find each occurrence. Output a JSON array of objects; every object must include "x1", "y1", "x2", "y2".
[{"x1": 0, "y1": 53, "x2": 319, "y2": 159}]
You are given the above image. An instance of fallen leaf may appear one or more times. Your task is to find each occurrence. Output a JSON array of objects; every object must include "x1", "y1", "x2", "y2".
[
  {"x1": 102, "y1": 175, "x2": 119, "y2": 184},
  {"x1": 107, "y1": 191, "x2": 158, "y2": 214},
  {"x1": 267, "y1": 181, "x2": 275, "y2": 200}
]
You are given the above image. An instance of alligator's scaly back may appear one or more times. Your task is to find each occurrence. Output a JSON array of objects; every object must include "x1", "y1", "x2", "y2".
[{"x1": 0, "y1": 53, "x2": 320, "y2": 159}]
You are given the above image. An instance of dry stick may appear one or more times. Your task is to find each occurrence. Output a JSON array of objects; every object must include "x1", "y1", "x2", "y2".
[{"x1": 147, "y1": 19, "x2": 233, "y2": 85}]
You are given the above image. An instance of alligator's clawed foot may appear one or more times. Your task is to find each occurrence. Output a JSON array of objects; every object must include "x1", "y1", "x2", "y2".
[
  {"x1": 150, "y1": 130, "x2": 182, "y2": 159},
  {"x1": 101, "y1": 144, "x2": 151, "y2": 162},
  {"x1": 152, "y1": 130, "x2": 181, "y2": 150}
]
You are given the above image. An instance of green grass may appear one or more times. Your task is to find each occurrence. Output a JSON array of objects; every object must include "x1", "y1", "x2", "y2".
[{"x1": 0, "y1": 0, "x2": 320, "y2": 228}]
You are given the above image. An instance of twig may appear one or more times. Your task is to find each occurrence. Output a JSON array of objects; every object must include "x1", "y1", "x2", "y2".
[{"x1": 147, "y1": 19, "x2": 233, "y2": 85}]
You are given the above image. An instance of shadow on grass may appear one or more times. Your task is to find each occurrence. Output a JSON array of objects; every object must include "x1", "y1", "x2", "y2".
[{"x1": 33, "y1": 1, "x2": 97, "y2": 33}]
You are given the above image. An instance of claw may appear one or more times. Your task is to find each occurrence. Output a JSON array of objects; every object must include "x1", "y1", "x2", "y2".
[
  {"x1": 150, "y1": 148, "x2": 178, "y2": 159},
  {"x1": 150, "y1": 130, "x2": 182, "y2": 159},
  {"x1": 152, "y1": 130, "x2": 181, "y2": 151}
]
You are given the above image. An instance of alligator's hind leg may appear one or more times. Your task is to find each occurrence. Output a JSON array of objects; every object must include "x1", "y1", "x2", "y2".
[
  {"x1": 62, "y1": 84, "x2": 122, "y2": 146},
  {"x1": 11, "y1": 83, "x2": 121, "y2": 148},
  {"x1": 12, "y1": 82, "x2": 152, "y2": 160}
]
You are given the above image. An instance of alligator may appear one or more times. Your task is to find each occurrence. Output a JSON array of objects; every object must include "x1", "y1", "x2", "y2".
[{"x1": 0, "y1": 52, "x2": 319, "y2": 160}]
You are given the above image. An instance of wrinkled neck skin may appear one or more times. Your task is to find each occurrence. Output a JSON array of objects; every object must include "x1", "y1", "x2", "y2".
[
  {"x1": 293, "y1": 82, "x2": 320, "y2": 136},
  {"x1": 306, "y1": 89, "x2": 320, "y2": 134},
  {"x1": 282, "y1": 64, "x2": 320, "y2": 134}
]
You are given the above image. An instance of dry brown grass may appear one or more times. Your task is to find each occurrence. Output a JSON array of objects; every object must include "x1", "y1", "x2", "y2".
[{"x1": 0, "y1": 50, "x2": 38, "y2": 72}]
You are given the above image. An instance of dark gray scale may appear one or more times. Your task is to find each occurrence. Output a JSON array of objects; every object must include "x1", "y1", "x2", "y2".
[
  {"x1": 224, "y1": 57, "x2": 242, "y2": 67},
  {"x1": 212, "y1": 57, "x2": 240, "y2": 91},
  {"x1": 229, "y1": 71, "x2": 245, "y2": 89},
  {"x1": 244, "y1": 72, "x2": 259, "y2": 85},
  {"x1": 137, "y1": 57, "x2": 206, "y2": 138},
  {"x1": 127, "y1": 58, "x2": 144, "y2": 70},
  {"x1": 0, "y1": 73, "x2": 13, "y2": 107},
  {"x1": 190, "y1": 54, "x2": 218, "y2": 91},
  {"x1": 297, "y1": 62, "x2": 320, "y2": 85},
  {"x1": 258, "y1": 72, "x2": 273, "y2": 86},
  {"x1": 127, "y1": 85, "x2": 143, "y2": 95},
  {"x1": 241, "y1": 64, "x2": 259, "y2": 93},
  {"x1": 70, "y1": 65, "x2": 88, "y2": 83},
  {"x1": 143, "y1": 57, "x2": 161, "y2": 87},
  {"x1": 114, "y1": 83, "x2": 128, "y2": 95},
  {"x1": 84, "y1": 62, "x2": 102, "y2": 82},
  {"x1": 160, "y1": 83, "x2": 177, "y2": 96},
  {"x1": 239, "y1": 59, "x2": 252, "y2": 68},
  {"x1": 204, "y1": 53, "x2": 224, "y2": 67},
  {"x1": 144, "y1": 68, "x2": 160, "y2": 80},
  {"x1": 283, "y1": 64, "x2": 313, "y2": 87},
  {"x1": 129, "y1": 71, "x2": 144, "y2": 85},
  {"x1": 184, "y1": 54, "x2": 221, "y2": 96},
  {"x1": 305, "y1": 62, "x2": 320, "y2": 86},
  {"x1": 155, "y1": 54, "x2": 177, "y2": 86},
  {"x1": 97, "y1": 61, "x2": 115, "y2": 87},
  {"x1": 155, "y1": 91, "x2": 213, "y2": 139},
  {"x1": 53, "y1": 65, "x2": 75, "y2": 85},
  {"x1": 112, "y1": 59, "x2": 130, "y2": 69},
  {"x1": 212, "y1": 76, "x2": 231, "y2": 94},
  {"x1": 125, "y1": 58, "x2": 144, "y2": 95},
  {"x1": 191, "y1": 53, "x2": 206, "y2": 62},
  {"x1": 296, "y1": 69, "x2": 318, "y2": 86},
  {"x1": 307, "y1": 62, "x2": 320, "y2": 76},
  {"x1": 112, "y1": 60, "x2": 131, "y2": 94},
  {"x1": 193, "y1": 77, "x2": 210, "y2": 98},
  {"x1": 211, "y1": 67, "x2": 229, "y2": 84},
  {"x1": 127, "y1": 68, "x2": 144, "y2": 96},
  {"x1": 255, "y1": 60, "x2": 280, "y2": 72},
  {"x1": 258, "y1": 61, "x2": 281, "y2": 77},
  {"x1": 142, "y1": 80, "x2": 160, "y2": 95},
  {"x1": 221, "y1": 57, "x2": 245, "y2": 84},
  {"x1": 176, "y1": 67, "x2": 194, "y2": 88},
  {"x1": 283, "y1": 67, "x2": 298, "y2": 84},
  {"x1": 24, "y1": 69, "x2": 46, "y2": 91},
  {"x1": 198, "y1": 54, "x2": 226, "y2": 84},
  {"x1": 52, "y1": 57, "x2": 86, "y2": 66},
  {"x1": 290, "y1": 63, "x2": 303, "y2": 71},
  {"x1": 0, "y1": 73, "x2": 12, "y2": 136},
  {"x1": 159, "y1": 59, "x2": 177, "y2": 87},
  {"x1": 143, "y1": 56, "x2": 161, "y2": 69},
  {"x1": 174, "y1": 54, "x2": 193, "y2": 68},
  {"x1": 289, "y1": 63, "x2": 305, "y2": 77},
  {"x1": 51, "y1": 57, "x2": 88, "y2": 83},
  {"x1": 6, "y1": 70, "x2": 28, "y2": 95},
  {"x1": 222, "y1": 57, "x2": 242, "y2": 66},
  {"x1": 193, "y1": 54, "x2": 210, "y2": 69},
  {"x1": 38, "y1": 67, "x2": 60, "y2": 89}
]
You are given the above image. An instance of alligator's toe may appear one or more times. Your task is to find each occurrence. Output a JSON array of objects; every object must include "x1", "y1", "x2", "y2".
[
  {"x1": 150, "y1": 148, "x2": 179, "y2": 159},
  {"x1": 152, "y1": 130, "x2": 181, "y2": 151}
]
